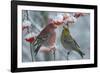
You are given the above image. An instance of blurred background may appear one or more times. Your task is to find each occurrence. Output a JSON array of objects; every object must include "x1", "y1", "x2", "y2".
[{"x1": 22, "y1": 10, "x2": 90, "y2": 62}]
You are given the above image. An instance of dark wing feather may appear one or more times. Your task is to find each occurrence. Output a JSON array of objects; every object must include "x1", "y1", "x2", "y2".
[{"x1": 32, "y1": 32, "x2": 50, "y2": 56}]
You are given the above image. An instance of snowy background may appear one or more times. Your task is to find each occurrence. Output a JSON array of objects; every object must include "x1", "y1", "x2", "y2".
[{"x1": 22, "y1": 10, "x2": 90, "y2": 62}]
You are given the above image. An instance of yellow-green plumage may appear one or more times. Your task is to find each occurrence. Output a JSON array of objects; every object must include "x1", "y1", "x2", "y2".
[{"x1": 61, "y1": 26, "x2": 85, "y2": 58}]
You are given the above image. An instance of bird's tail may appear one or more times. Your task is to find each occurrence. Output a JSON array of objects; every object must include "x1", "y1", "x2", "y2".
[
  {"x1": 78, "y1": 50, "x2": 85, "y2": 58},
  {"x1": 34, "y1": 45, "x2": 41, "y2": 56}
]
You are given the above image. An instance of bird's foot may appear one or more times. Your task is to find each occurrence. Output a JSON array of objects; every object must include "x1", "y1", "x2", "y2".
[
  {"x1": 67, "y1": 51, "x2": 71, "y2": 60},
  {"x1": 50, "y1": 47, "x2": 56, "y2": 52}
]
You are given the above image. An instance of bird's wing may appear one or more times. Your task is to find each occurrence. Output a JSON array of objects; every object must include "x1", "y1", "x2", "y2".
[
  {"x1": 33, "y1": 32, "x2": 51, "y2": 56},
  {"x1": 64, "y1": 34, "x2": 80, "y2": 48},
  {"x1": 68, "y1": 34, "x2": 85, "y2": 58},
  {"x1": 63, "y1": 33, "x2": 85, "y2": 58},
  {"x1": 32, "y1": 37, "x2": 43, "y2": 56},
  {"x1": 72, "y1": 38, "x2": 80, "y2": 48}
]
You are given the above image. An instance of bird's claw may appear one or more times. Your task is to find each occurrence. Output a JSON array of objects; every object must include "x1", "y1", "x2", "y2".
[{"x1": 49, "y1": 47, "x2": 56, "y2": 52}]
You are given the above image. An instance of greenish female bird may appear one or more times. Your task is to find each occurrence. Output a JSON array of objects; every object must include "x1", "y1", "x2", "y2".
[{"x1": 61, "y1": 26, "x2": 85, "y2": 59}]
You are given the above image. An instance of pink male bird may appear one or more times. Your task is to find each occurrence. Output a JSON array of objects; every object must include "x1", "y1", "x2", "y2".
[{"x1": 32, "y1": 19, "x2": 64, "y2": 56}]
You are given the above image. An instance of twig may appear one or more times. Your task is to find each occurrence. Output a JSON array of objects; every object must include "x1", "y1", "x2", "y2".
[
  {"x1": 53, "y1": 50, "x2": 56, "y2": 61},
  {"x1": 30, "y1": 43, "x2": 34, "y2": 61}
]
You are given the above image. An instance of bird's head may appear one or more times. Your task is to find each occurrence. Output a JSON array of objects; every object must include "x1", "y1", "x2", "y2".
[
  {"x1": 63, "y1": 26, "x2": 69, "y2": 32},
  {"x1": 63, "y1": 26, "x2": 70, "y2": 35}
]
